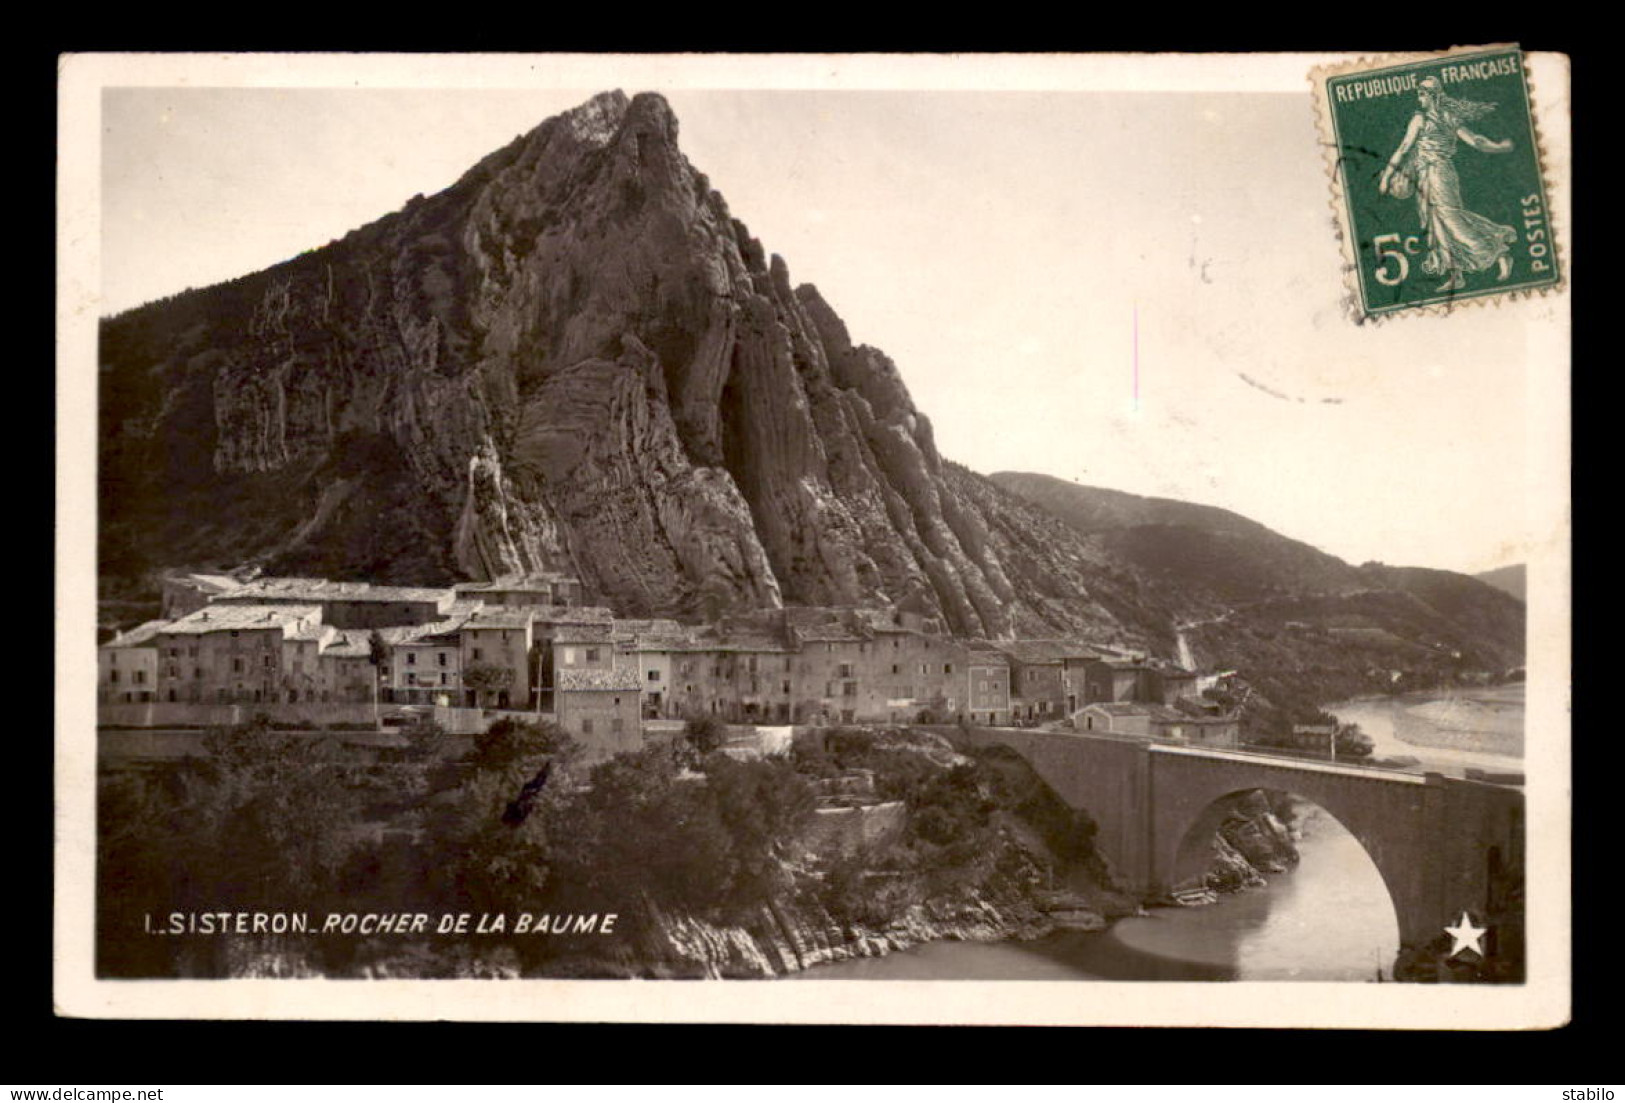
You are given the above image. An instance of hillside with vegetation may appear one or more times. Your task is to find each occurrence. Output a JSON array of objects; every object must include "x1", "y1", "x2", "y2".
[
  {"x1": 991, "y1": 472, "x2": 1526, "y2": 724},
  {"x1": 97, "y1": 718, "x2": 1137, "y2": 979}
]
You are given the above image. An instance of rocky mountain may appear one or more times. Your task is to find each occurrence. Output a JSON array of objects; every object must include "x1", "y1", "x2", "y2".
[
  {"x1": 100, "y1": 90, "x2": 1168, "y2": 642},
  {"x1": 98, "y1": 90, "x2": 1523, "y2": 701}
]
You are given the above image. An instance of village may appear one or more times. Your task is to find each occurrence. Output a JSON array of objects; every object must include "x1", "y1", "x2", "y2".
[{"x1": 97, "y1": 571, "x2": 1244, "y2": 759}]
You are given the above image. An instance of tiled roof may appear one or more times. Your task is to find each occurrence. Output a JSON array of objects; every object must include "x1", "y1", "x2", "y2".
[
  {"x1": 992, "y1": 640, "x2": 1099, "y2": 664},
  {"x1": 554, "y1": 625, "x2": 615, "y2": 644},
  {"x1": 609, "y1": 618, "x2": 684, "y2": 640},
  {"x1": 794, "y1": 624, "x2": 866, "y2": 643},
  {"x1": 460, "y1": 608, "x2": 536, "y2": 630},
  {"x1": 161, "y1": 605, "x2": 323, "y2": 634},
  {"x1": 224, "y1": 578, "x2": 452, "y2": 604},
  {"x1": 556, "y1": 668, "x2": 644, "y2": 692},
  {"x1": 1084, "y1": 702, "x2": 1155, "y2": 717},
  {"x1": 966, "y1": 649, "x2": 1010, "y2": 667},
  {"x1": 1085, "y1": 702, "x2": 1188, "y2": 723},
  {"x1": 320, "y1": 632, "x2": 373, "y2": 658},
  {"x1": 705, "y1": 633, "x2": 791, "y2": 653},
  {"x1": 285, "y1": 621, "x2": 337, "y2": 643},
  {"x1": 382, "y1": 617, "x2": 467, "y2": 646},
  {"x1": 103, "y1": 620, "x2": 169, "y2": 648},
  {"x1": 625, "y1": 633, "x2": 701, "y2": 652}
]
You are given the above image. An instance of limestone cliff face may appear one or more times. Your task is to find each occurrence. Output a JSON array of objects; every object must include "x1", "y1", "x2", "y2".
[{"x1": 99, "y1": 90, "x2": 1154, "y2": 639}]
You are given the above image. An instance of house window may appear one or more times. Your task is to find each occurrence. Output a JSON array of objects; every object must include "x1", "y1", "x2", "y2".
[
  {"x1": 134, "y1": 670, "x2": 146, "y2": 684},
  {"x1": 611, "y1": 718, "x2": 624, "y2": 734},
  {"x1": 263, "y1": 654, "x2": 272, "y2": 667},
  {"x1": 109, "y1": 670, "x2": 119, "y2": 683},
  {"x1": 586, "y1": 648, "x2": 600, "y2": 662},
  {"x1": 843, "y1": 683, "x2": 857, "y2": 698},
  {"x1": 230, "y1": 631, "x2": 239, "y2": 638},
  {"x1": 944, "y1": 664, "x2": 953, "y2": 674},
  {"x1": 194, "y1": 668, "x2": 202, "y2": 679},
  {"x1": 407, "y1": 653, "x2": 416, "y2": 665},
  {"x1": 782, "y1": 681, "x2": 791, "y2": 695},
  {"x1": 438, "y1": 652, "x2": 447, "y2": 667},
  {"x1": 472, "y1": 648, "x2": 483, "y2": 661},
  {"x1": 582, "y1": 719, "x2": 594, "y2": 735},
  {"x1": 891, "y1": 664, "x2": 900, "y2": 675},
  {"x1": 232, "y1": 658, "x2": 243, "y2": 673},
  {"x1": 407, "y1": 673, "x2": 416, "y2": 686},
  {"x1": 839, "y1": 663, "x2": 853, "y2": 678},
  {"x1": 189, "y1": 646, "x2": 198, "y2": 658},
  {"x1": 648, "y1": 670, "x2": 661, "y2": 682},
  {"x1": 563, "y1": 647, "x2": 576, "y2": 665},
  {"x1": 440, "y1": 673, "x2": 448, "y2": 686}
]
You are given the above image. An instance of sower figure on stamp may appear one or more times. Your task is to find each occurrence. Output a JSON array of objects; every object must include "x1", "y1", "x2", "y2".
[{"x1": 1380, "y1": 76, "x2": 1517, "y2": 292}]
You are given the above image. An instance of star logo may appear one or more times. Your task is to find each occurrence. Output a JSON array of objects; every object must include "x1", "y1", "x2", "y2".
[{"x1": 1444, "y1": 911, "x2": 1488, "y2": 958}]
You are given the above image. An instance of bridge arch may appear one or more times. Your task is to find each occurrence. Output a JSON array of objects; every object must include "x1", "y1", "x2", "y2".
[
  {"x1": 1148, "y1": 751, "x2": 1434, "y2": 943},
  {"x1": 936, "y1": 727, "x2": 1522, "y2": 956},
  {"x1": 1166, "y1": 785, "x2": 1401, "y2": 932}
]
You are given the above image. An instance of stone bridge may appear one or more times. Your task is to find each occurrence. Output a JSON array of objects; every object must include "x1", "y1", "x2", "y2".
[{"x1": 944, "y1": 726, "x2": 1524, "y2": 953}]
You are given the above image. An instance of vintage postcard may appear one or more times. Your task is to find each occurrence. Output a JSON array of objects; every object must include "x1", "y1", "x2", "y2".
[{"x1": 55, "y1": 52, "x2": 1571, "y2": 1027}]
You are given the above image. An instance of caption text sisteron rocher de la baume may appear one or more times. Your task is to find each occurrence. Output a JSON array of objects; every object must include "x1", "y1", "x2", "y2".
[{"x1": 144, "y1": 911, "x2": 618, "y2": 936}]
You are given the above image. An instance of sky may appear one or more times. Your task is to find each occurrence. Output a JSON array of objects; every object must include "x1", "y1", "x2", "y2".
[{"x1": 92, "y1": 65, "x2": 1566, "y2": 577}]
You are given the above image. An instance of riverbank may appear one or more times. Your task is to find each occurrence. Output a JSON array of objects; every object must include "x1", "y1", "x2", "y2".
[
  {"x1": 792, "y1": 805, "x2": 1395, "y2": 982},
  {"x1": 1328, "y1": 683, "x2": 1524, "y2": 763}
]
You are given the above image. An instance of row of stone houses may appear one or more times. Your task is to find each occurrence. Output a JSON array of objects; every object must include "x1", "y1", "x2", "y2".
[{"x1": 105, "y1": 572, "x2": 1237, "y2": 748}]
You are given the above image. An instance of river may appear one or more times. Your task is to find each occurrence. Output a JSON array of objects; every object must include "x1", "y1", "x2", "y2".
[
  {"x1": 1325, "y1": 683, "x2": 1525, "y2": 776},
  {"x1": 792, "y1": 684, "x2": 1522, "y2": 981},
  {"x1": 793, "y1": 806, "x2": 1398, "y2": 981}
]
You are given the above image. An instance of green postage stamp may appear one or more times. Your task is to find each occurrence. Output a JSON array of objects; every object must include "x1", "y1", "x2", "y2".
[{"x1": 1312, "y1": 45, "x2": 1561, "y2": 318}]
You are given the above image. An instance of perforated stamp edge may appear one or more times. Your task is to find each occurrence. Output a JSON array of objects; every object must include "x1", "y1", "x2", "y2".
[{"x1": 1308, "y1": 44, "x2": 1566, "y2": 324}]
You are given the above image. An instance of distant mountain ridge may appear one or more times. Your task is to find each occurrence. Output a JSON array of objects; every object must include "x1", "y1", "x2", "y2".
[
  {"x1": 1474, "y1": 564, "x2": 1527, "y2": 602},
  {"x1": 988, "y1": 472, "x2": 1527, "y2": 716},
  {"x1": 97, "y1": 91, "x2": 1524, "y2": 716}
]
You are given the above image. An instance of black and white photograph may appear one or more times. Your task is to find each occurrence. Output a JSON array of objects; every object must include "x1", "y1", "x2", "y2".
[{"x1": 55, "y1": 52, "x2": 1571, "y2": 1027}]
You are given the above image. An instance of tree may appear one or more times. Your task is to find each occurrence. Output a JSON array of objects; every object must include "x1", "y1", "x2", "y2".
[
  {"x1": 683, "y1": 713, "x2": 726, "y2": 758},
  {"x1": 421, "y1": 719, "x2": 581, "y2": 914},
  {"x1": 464, "y1": 662, "x2": 514, "y2": 705},
  {"x1": 367, "y1": 630, "x2": 387, "y2": 720},
  {"x1": 467, "y1": 717, "x2": 580, "y2": 774}
]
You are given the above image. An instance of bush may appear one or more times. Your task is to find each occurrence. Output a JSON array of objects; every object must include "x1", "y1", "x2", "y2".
[
  {"x1": 683, "y1": 714, "x2": 726, "y2": 756},
  {"x1": 467, "y1": 717, "x2": 579, "y2": 773}
]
